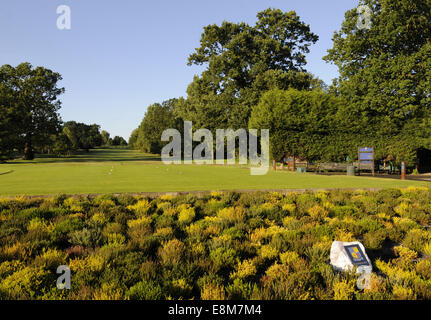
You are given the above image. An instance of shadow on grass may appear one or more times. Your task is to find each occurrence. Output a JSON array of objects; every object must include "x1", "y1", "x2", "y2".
[
  {"x1": 366, "y1": 239, "x2": 398, "y2": 263},
  {"x1": 3, "y1": 149, "x2": 161, "y2": 164}
]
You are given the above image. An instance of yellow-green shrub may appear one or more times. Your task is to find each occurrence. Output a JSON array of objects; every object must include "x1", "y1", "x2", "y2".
[
  {"x1": 333, "y1": 279, "x2": 356, "y2": 300},
  {"x1": 201, "y1": 282, "x2": 226, "y2": 300},
  {"x1": 178, "y1": 204, "x2": 196, "y2": 225},
  {"x1": 158, "y1": 239, "x2": 185, "y2": 266},
  {"x1": 127, "y1": 199, "x2": 152, "y2": 216},
  {"x1": 308, "y1": 205, "x2": 328, "y2": 220},
  {"x1": 392, "y1": 284, "x2": 416, "y2": 300},
  {"x1": 259, "y1": 244, "x2": 278, "y2": 260},
  {"x1": 217, "y1": 206, "x2": 245, "y2": 225},
  {"x1": 230, "y1": 259, "x2": 257, "y2": 279}
]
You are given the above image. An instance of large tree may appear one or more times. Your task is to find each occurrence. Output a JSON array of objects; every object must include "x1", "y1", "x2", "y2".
[
  {"x1": 134, "y1": 99, "x2": 179, "y2": 154},
  {"x1": 112, "y1": 136, "x2": 127, "y2": 146},
  {"x1": 249, "y1": 88, "x2": 348, "y2": 162},
  {"x1": 177, "y1": 8, "x2": 321, "y2": 131},
  {"x1": 324, "y1": 0, "x2": 431, "y2": 165},
  {"x1": 63, "y1": 121, "x2": 103, "y2": 151},
  {"x1": 0, "y1": 71, "x2": 21, "y2": 160},
  {"x1": 0, "y1": 63, "x2": 64, "y2": 160},
  {"x1": 101, "y1": 130, "x2": 111, "y2": 146}
]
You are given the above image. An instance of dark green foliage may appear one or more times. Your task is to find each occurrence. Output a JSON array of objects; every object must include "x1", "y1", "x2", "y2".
[
  {"x1": 324, "y1": 0, "x2": 431, "y2": 166},
  {"x1": 63, "y1": 121, "x2": 103, "y2": 151},
  {"x1": 0, "y1": 63, "x2": 64, "y2": 160},
  {"x1": 130, "y1": 99, "x2": 178, "y2": 153},
  {"x1": 249, "y1": 88, "x2": 347, "y2": 161},
  {"x1": 126, "y1": 280, "x2": 164, "y2": 300}
]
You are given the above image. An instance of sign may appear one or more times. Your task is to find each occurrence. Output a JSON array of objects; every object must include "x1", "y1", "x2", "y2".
[
  {"x1": 358, "y1": 147, "x2": 375, "y2": 176},
  {"x1": 330, "y1": 241, "x2": 373, "y2": 274},
  {"x1": 344, "y1": 245, "x2": 370, "y2": 267},
  {"x1": 359, "y1": 153, "x2": 373, "y2": 160}
]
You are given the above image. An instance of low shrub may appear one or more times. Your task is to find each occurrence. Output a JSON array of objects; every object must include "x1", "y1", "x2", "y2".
[
  {"x1": 126, "y1": 280, "x2": 164, "y2": 300},
  {"x1": 1, "y1": 188, "x2": 431, "y2": 300}
]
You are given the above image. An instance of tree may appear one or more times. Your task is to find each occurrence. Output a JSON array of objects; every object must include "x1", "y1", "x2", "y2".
[
  {"x1": 63, "y1": 121, "x2": 103, "y2": 151},
  {"x1": 112, "y1": 136, "x2": 127, "y2": 146},
  {"x1": 128, "y1": 128, "x2": 139, "y2": 149},
  {"x1": 0, "y1": 63, "x2": 64, "y2": 160},
  {"x1": 101, "y1": 130, "x2": 111, "y2": 146},
  {"x1": 324, "y1": 0, "x2": 431, "y2": 164},
  {"x1": 177, "y1": 8, "x2": 320, "y2": 131},
  {"x1": 135, "y1": 99, "x2": 178, "y2": 154},
  {"x1": 87, "y1": 124, "x2": 103, "y2": 149},
  {"x1": 53, "y1": 132, "x2": 74, "y2": 156},
  {"x1": 249, "y1": 88, "x2": 347, "y2": 162},
  {"x1": 0, "y1": 70, "x2": 21, "y2": 160}
]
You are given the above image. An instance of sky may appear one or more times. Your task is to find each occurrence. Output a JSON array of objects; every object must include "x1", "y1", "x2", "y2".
[{"x1": 0, "y1": 0, "x2": 360, "y2": 140}]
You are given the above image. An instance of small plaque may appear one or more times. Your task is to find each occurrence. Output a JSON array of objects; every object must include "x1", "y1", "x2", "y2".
[
  {"x1": 359, "y1": 147, "x2": 373, "y2": 152},
  {"x1": 344, "y1": 245, "x2": 369, "y2": 266}
]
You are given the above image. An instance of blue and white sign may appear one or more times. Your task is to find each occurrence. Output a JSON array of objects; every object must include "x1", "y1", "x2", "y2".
[{"x1": 358, "y1": 147, "x2": 375, "y2": 174}]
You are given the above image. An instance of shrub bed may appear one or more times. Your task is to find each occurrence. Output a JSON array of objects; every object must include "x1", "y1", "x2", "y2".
[{"x1": 2, "y1": 187, "x2": 431, "y2": 300}]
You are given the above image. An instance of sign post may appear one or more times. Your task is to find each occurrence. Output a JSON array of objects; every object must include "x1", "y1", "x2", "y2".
[
  {"x1": 401, "y1": 161, "x2": 406, "y2": 180},
  {"x1": 358, "y1": 147, "x2": 375, "y2": 176},
  {"x1": 286, "y1": 155, "x2": 296, "y2": 172}
]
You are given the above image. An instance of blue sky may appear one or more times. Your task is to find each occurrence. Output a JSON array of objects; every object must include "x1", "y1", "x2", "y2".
[{"x1": 0, "y1": 0, "x2": 359, "y2": 140}]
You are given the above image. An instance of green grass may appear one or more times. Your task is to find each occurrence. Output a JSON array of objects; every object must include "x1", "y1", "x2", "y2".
[{"x1": 1, "y1": 148, "x2": 430, "y2": 196}]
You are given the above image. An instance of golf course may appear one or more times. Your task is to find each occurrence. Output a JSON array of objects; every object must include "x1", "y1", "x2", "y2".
[{"x1": 1, "y1": 148, "x2": 430, "y2": 196}]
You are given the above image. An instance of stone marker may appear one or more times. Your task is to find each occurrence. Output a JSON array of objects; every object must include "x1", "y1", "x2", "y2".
[{"x1": 330, "y1": 241, "x2": 372, "y2": 275}]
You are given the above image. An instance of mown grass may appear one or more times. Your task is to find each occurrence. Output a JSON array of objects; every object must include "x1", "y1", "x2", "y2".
[{"x1": 0, "y1": 149, "x2": 430, "y2": 196}]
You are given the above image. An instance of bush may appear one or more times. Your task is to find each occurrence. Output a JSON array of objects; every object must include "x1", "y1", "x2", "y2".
[
  {"x1": 333, "y1": 279, "x2": 357, "y2": 300},
  {"x1": 178, "y1": 204, "x2": 196, "y2": 225},
  {"x1": 126, "y1": 280, "x2": 163, "y2": 300},
  {"x1": 226, "y1": 278, "x2": 256, "y2": 299},
  {"x1": 127, "y1": 199, "x2": 152, "y2": 216},
  {"x1": 201, "y1": 281, "x2": 226, "y2": 300},
  {"x1": 217, "y1": 207, "x2": 245, "y2": 226},
  {"x1": 70, "y1": 228, "x2": 102, "y2": 248},
  {"x1": 0, "y1": 266, "x2": 52, "y2": 299},
  {"x1": 332, "y1": 205, "x2": 359, "y2": 219},
  {"x1": 363, "y1": 230, "x2": 387, "y2": 250},
  {"x1": 158, "y1": 239, "x2": 185, "y2": 267},
  {"x1": 308, "y1": 205, "x2": 328, "y2": 220},
  {"x1": 230, "y1": 259, "x2": 257, "y2": 280},
  {"x1": 402, "y1": 229, "x2": 430, "y2": 253},
  {"x1": 54, "y1": 217, "x2": 84, "y2": 237},
  {"x1": 210, "y1": 247, "x2": 238, "y2": 271}
]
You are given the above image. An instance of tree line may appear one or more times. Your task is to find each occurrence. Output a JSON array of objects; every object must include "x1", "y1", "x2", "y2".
[
  {"x1": 0, "y1": 63, "x2": 127, "y2": 160},
  {"x1": 130, "y1": 2, "x2": 431, "y2": 169}
]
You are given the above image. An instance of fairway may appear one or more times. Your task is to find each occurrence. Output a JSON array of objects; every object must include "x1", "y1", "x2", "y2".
[{"x1": 1, "y1": 149, "x2": 430, "y2": 196}]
